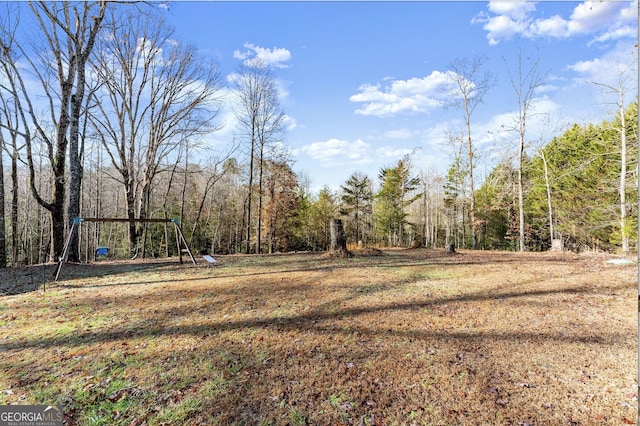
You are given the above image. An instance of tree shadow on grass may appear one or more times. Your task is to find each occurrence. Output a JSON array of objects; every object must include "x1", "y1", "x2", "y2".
[
  {"x1": 1, "y1": 280, "x2": 634, "y2": 353},
  {"x1": 53, "y1": 254, "x2": 557, "y2": 290},
  {"x1": 48, "y1": 253, "x2": 442, "y2": 290},
  {"x1": 0, "y1": 264, "x2": 57, "y2": 296},
  {"x1": 2, "y1": 249, "x2": 634, "y2": 425},
  {"x1": 1, "y1": 260, "x2": 195, "y2": 296},
  {"x1": 3, "y1": 249, "x2": 587, "y2": 295}
]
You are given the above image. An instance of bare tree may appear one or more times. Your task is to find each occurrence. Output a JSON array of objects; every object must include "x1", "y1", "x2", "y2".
[
  {"x1": 0, "y1": 7, "x2": 43, "y2": 265},
  {"x1": 538, "y1": 148, "x2": 555, "y2": 243},
  {"x1": 443, "y1": 129, "x2": 469, "y2": 249},
  {"x1": 418, "y1": 168, "x2": 445, "y2": 248},
  {"x1": 162, "y1": 147, "x2": 183, "y2": 257},
  {"x1": 504, "y1": 49, "x2": 546, "y2": 252},
  {"x1": 0, "y1": 1, "x2": 107, "y2": 262},
  {"x1": 233, "y1": 63, "x2": 286, "y2": 254},
  {"x1": 187, "y1": 159, "x2": 235, "y2": 248},
  {"x1": 531, "y1": 115, "x2": 571, "y2": 250},
  {"x1": 0, "y1": 71, "x2": 22, "y2": 266},
  {"x1": 90, "y1": 9, "x2": 224, "y2": 256},
  {"x1": 446, "y1": 55, "x2": 493, "y2": 249},
  {"x1": 0, "y1": 141, "x2": 5, "y2": 267}
]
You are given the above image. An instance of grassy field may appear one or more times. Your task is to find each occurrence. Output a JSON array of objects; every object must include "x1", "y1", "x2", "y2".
[{"x1": 0, "y1": 249, "x2": 637, "y2": 425}]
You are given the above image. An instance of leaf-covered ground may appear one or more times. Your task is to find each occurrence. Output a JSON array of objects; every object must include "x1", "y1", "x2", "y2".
[{"x1": 0, "y1": 249, "x2": 636, "y2": 425}]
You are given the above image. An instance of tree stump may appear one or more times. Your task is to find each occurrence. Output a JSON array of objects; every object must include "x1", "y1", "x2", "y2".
[
  {"x1": 551, "y1": 239, "x2": 564, "y2": 252},
  {"x1": 328, "y1": 218, "x2": 352, "y2": 258}
]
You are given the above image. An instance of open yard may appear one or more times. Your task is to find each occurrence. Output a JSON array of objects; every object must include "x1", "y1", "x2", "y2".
[{"x1": 0, "y1": 249, "x2": 637, "y2": 425}]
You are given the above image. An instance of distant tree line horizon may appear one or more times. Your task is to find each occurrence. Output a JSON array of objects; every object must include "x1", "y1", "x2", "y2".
[{"x1": 0, "y1": 2, "x2": 636, "y2": 268}]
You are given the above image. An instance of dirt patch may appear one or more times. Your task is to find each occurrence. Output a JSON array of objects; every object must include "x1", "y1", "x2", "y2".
[
  {"x1": 352, "y1": 247, "x2": 385, "y2": 256},
  {"x1": 0, "y1": 249, "x2": 636, "y2": 425},
  {"x1": 321, "y1": 249, "x2": 354, "y2": 259}
]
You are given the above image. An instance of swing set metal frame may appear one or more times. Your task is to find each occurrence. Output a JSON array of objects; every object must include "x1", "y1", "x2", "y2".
[{"x1": 54, "y1": 217, "x2": 197, "y2": 281}]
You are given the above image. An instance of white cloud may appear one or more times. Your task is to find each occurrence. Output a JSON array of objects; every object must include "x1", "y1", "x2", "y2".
[
  {"x1": 375, "y1": 146, "x2": 414, "y2": 159},
  {"x1": 486, "y1": 95, "x2": 562, "y2": 145},
  {"x1": 531, "y1": 15, "x2": 569, "y2": 38},
  {"x1": 384, "y1": 128, "x2": 414, "y2": 140},
  {"x1": 350, "y1": 71, "x2": 461, "y2": 117},
  {"x1": 298, "y1": 138, "x2": 372, "y2": 166},
  {"x1": 547, "y1": 73, "x2": 567, "y2": 82},
  {"x1": 567, "y1": 1, "x2": 624, "y2": 35},
  {"x1": 192, "y1": 87, "x2": 238, "y2": 146},
  {"x1": 282, "y1": 114, "x2": 298, "y2": 132},
  {"x1": 472, "y1": 11, "x2": 531, "y2": 45},
  {"x1": 567, "y1": 41, "x2": 638, "y2": 86},
  {"x1": 166, "y1": 38, "x2": 180, "y2": 48},
  {"x1": 420, "y1": 96, "x2": 562, "y2": 164},
  {"x1": 490, "y1": 15, "x2": 528, "y2": 44},
  {"x1": 529, "y1": 96, "x2": 560, "y2": 118},
  {"x1": 568, "y1": 57, "x2": 608, "y2": 76},
  {"x1": 474, "y1": 0, "x2": 638, "y2": 45},
  {"x1": 534, "y1": 84, "x2": 559, "y2": 95},
  {"x1": 590, "y1": 26, "x2": 638, "y2": 44},
  {"x1": 488, "y1": 1, "x2": 537, "y2": 20},
  {"x1": 574, "y1": 0, "x2": 638, "y2": 43},
  {"x1": 226, "y1": 70, "x2": 291, "y2": 105},
  {"x1": 423, "y1": 121, "x2": 461, "y2": 148},
  {"x1": 233, "y1": 43, "x2": 292, "y2": 69},
  {"x1": 274, "y1": 78, "x2": 291, "y2": 102}
]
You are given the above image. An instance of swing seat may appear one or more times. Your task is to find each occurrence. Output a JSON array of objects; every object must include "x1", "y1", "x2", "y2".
[
  {"x1": 202, "y1": 255, "x2": 216, "y2": 267},
  {"x1": 96, "y1": 247, "x2": 109, "y2": 257}
]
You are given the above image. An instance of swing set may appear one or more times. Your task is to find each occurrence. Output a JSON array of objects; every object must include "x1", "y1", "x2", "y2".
[{"x1": 54, "y1": 217, "x2": 197, "y2": 281}]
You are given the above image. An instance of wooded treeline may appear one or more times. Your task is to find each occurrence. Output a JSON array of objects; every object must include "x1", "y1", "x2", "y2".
[{"x1": 0, "y1": 3, "x2": 636, "y2": 267}]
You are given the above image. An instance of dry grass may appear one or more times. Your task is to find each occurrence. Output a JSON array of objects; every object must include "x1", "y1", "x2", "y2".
[{"x1": 0, "y1": 249, "x2": 636, "y2": 425}]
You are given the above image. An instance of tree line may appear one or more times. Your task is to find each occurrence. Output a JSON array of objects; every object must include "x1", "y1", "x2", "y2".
[
  {"x1": 0, "y1": 2, "x2": 636, "y2": 268},
  {"x1": 474, "y1": 101, "x2": 637, "y2": 252}
]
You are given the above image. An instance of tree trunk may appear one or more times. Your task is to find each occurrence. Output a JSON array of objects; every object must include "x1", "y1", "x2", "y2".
[
  {"x1": 257, "y1": 143, "x2": 264, "y2": 254},
  {"x1": 246, "y1": 133, "x2": 255, "y2": 254},
  {"x1": 11, "y1": 154, "x2": 18, "y2": 266},
  {"x1": 540, "y1": 150, "x2": 555, "y2": 244},
  {"x1": 163, "y1": 152, "x2": 181, "y2": 257},
  {"x1": 56, "y1": 2, "x2": 107, "y2": 262},
  {"x1": 51, "y1": 140, "x2": 68, "y2": 261},
  {"x1": 518, "y1": 125, "x2": 526, "y2": 252},
  {"x1": 505, "y1": 50, "x2": 544, "y2": 253},
  {"x1": 126, "y1": 183, "x2": 138, "y2": 257},
  {"x1": 618, "y1": 91, "x2": 628, "y2": 253},
  {"x1": 467, "y1": 124, "x2": 477, "y2": 249},
  {"x1": 328, "y1": 218, "x2": 351, "y2": 258},
  {"x1": 68, "y1": 92, "x2": 83, "y2": 262},
  {"x1": 180, "y1": 146, "x2": 189, "y2": 232},
  {"x1": 0, "y1": 153, "x2": 6, "y2": 268}
]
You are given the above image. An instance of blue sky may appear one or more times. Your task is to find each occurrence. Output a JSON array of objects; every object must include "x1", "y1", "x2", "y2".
[{"x1": 163, "y1": 1, "x2": 638, "y2": 192}]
